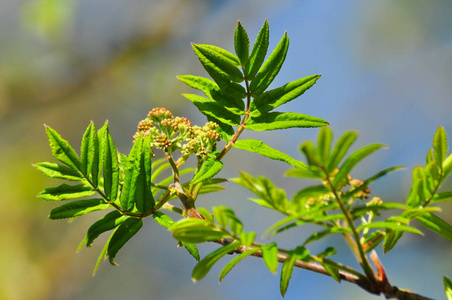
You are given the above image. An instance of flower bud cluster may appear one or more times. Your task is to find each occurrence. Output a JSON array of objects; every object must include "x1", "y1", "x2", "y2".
[{"x1": 133, "y1": 107, "x2": 221, "y2": 157}]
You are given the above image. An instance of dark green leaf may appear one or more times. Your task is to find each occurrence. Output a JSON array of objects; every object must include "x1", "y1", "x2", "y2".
[
  {"x1": 333, "y1": 144, "x2": 386, "y2": 187},
  {"x1": 234, "y1": 21, "x2": 250, "y2": 65},
  {"x1": 87, "y1": 210, "x2": 126, "y2": 246},
  {"x1": 444, "y1": 276, "x2": 452, "y2": 300},
  {"x1": 416, "y1": 212, "x2": 452, "y2": 241},
  {"x1": 38, "y1": 183, "x2": 94, "y2": 201},
  {"x1": 326, "y1": 131, "x2": 358, "y2": 172},
  {"x1": 33, "y1": 162, "x2": 83, "y2": 181},
  {"x1": 49, "y1": 198, "x2": 109, "y2": 219},
  {"x1": 250, "y1": 75, "x2": 321, "y2": 116},
  {"x1": 192, "y1": 241, "x2": 241, "y2": 282},
  {"x1": 182, "y1": 94, "x2": 241, "y2": 126},
  {"x1": 219, "y1": 247, "x2": 260, "y2": 282},
  {"x1": 233, "y1": 139, "x2": 306, "y2": 168},
  {"x1": 262, "y1": 242, "x2": 279, "y2": 274},
  {"x1": 246, "y1": 20, "x2": 269, "y2": 80},
  {"x1": 246, "y1": 112, "x2": 328, "y2": 131},
  {"x1": 108, "y1": 217, "x2": 143, "y2": 265},
  {"x1": 80, "y1": 122, "x2": 96, "y2": 177},
  {"x1": 192, "y1": 43, "x2": 243, "y2": 83},
  {"x1": 192, "y1": 157, "x2": 223, "y2": 185},
  {"x1": 45, "y1": 125, "x2": 82, "y2": 171},
  {"x1": 249, "y1": 32, "x2": 289, "y2": 95}
]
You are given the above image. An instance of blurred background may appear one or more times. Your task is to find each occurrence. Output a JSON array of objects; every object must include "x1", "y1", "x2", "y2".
[{"x1": 1, "y1": 0, "x2": 451, "y2": 299}]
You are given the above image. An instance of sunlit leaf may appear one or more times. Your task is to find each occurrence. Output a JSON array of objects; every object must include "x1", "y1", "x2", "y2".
[
  {"x1": 33, "y1": 162, "x2": 83, "y2": 181},
  {"x1": 262, "y1": 242, "x2": 279, "y2": 274},
  {"x1": 192, "y1": 44, "x2": 243, "y2": 83},
  {"x1": 171, "y1": 219, "x2": 226, "y2": 243},
  {"x1": 192, "y1": 157, "x2": 223, "y2": 185},
  {"x1": 233, "y1": 139, "x2": 305, "y2": 168},
  {"x1": 382, "y1": 230, "x2": 403, "y2": 254},
  {"x1": 432, "y1": 191, "x2": 452, "y2": 202},
  {"x1": 433, "y1": 126, "x2": 447, "y2": 171},
  {"x1": 192, "y1": 241, "x2": 242, "y2": 282},
  {"x1": 240, "y1": 231, "x2": 256, "y2": 247},
  {"x1": 101, "y1": 123, "x2": 119, "y2": 202},
  {"x1": 219, "y1": 247, "x2": 260, "y2": 282},
  {"x1": 250, "y1": 32, "x2": 289, "y2": 95},
  {"x1": 333, "y1": 144, "x2": 386, "y2": 187},
  {"x1": 49, "y1": 198, "x2": 109, "y2": 219},
  {"x1": 80, "y1": 122, "x2": 96, "y2": 177},
  {"x1": 246, "y1": 19, "x2": 269, "y2": 80},
  {"x1": 107, "y1": 217, "x2": 143, "y2": 265},
  {"x1": 280, "y1": 246, "x2": 309, "y2": 297},
  {"x1": 234, "y1": 21, "x2": 250, "y2": 65},
  {"x1": 326, "y1": 131, "x2": 358, "y2": 172},
  {"x1": 444, "y1": 276, "x2": 452, "y2": 300},
  {"x1": 38, "y1": 183, "x2": 94, "y2": 201},
  {"x1": 250, "y1": 75, "x2": 321, "y2": 116},
  {"x1": 358, "y1": 222, "x2": 423, "y2": 235},
  {"x1": 246, "y1": 112, "x2": 328, "y2": 131},
  {"x1": 416, "y1": 212, "x2": 452, "y2": 241},
  {"x1": 303, "y1": 228, "x2": 351, "y2": 245},
  {"x1": 45, "y1": 125, "x2": 82, "y2": 171}
]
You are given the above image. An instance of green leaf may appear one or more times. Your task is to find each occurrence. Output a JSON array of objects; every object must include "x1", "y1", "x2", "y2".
[
  {"x1": 192, "y1": 43, "x2": 243, "y2": 83},
  {"x1": 406, "y1": 166, "x2": 424, "y2": 208},
  {"x1": 333, "y1": 144, "x2": 386, "y2": 187},
  {"x1": 358, "y1": 222, "x2": 423, "y2": 235},
  {"x1": 246, "y1": 112, "x2": 328, "y2": 131},
  {"x1": 326, "y1": 131, "x2": 358, "y2": 172},
  {"x1": 344, "y1": 166, "x2": 405, "y2": 200},
  {"x1": 432, "y1": 191, "x2": 452, "y2": 202},
  {"x1": 182, "y1": 94, "x2": 241, "y2": 126},
  {"x1": 318, "y1": 127, "x2": 333, "y2": 162},
  {"x1": 219, "y1": 247, "x2": 260, "y2": 282},
  {"x1": 382, "y1": 230, "x2": 403, "y2": 254},
  {"x1": 250, "y1": 32, "x2": 289, "y2": 95},
  {"x1": 303, "y1": 228, "x2": 352, "y2": 245},
  {"x1": 80, "y1": 122, "x2": 97, "y2": 177},
  {"x1": 45, "y1": 125, "x2": 82, "y2": 171},
  {"x1": 86, "y1": 210, "x2": 126, "y2": 246},
  {"x1": 142, "y1": 135, "x2": 155, "y2": 212},
  {"x1": 49, "y1": 198, "x2": 109, "y2": 219},
  {"x1": 93, "y1": 233, "x2": 112, "y2": 276},
  {"x1": 443, "y1": 153, "x2": 452, "y2": 182},
  {"x1": 107, "y1": 217, "x2": 143, "y2": 265},
  {"x1": 171, "y1": 219, "x2": 226, "y2": 243},
  {"x1": 284, "y1": 167, "x2": 323, "y2": 179},
  {"x1": 262, "y1": 242, "x2": 279, "y2": 274},
  {"x1": 233, "y1": 139, "x2": 306, "y2": 168},
  {"x1": 433, "y1": 126, "x2": 447, "y2": 170},
  {"x1": 280, "y1": 246, "x2": 310, "y2": 297},
  {"x1": 444, "y1": 276, "x2": 452, "y2": 300},
  {"x1": 240, "y1": 231, "x2": 256, "y2": 247},
  {"x1": 177, "y1": 75, "x2": 245, "y2": 113},
  {"x1": 153, "y1": 212, "x2": 199, "y2": 261},
  {"x1": 192, "y1": 157, "x2": 224, "y2": 185},
  {"x1": 101, "y1": 123, "x2": 119, "y2": 202},
  {"x1": 416, "y1": 212, "x2": 452, "y2": 241},
  {"x1": 234, "y1": 21, "x2": 249, "y2": 65},
  {"x1": 246, "y1": 19, "x2": 269, "y2": 80},
  {"x1": 38, "y1": 183, "x2": 95, "y2": 201},
  {"x1": 213, "y1": 206, "x2": 243, "y2": 236},
  {"x1": 33, "y1": 162, "x2": 83, "y2": 181},
  {"x1": 299, "y1": 140, "x2": 322, "y2": 167},
  {"x1": 191, "y1": 241, "x2": 242, "y2": 282},
  {"x1": 250, "y1": 75, "x2": 321, "y2": 116}
]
